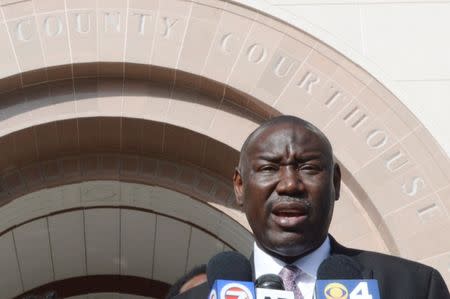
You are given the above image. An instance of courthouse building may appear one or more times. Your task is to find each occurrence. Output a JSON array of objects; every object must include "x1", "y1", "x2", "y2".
[{"x1": 0, "y1": 0, "x2": 449, "y2": 298}]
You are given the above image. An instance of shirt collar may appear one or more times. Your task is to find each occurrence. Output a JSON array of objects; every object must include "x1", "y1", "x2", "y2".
[{"x1": 254, "y1": 236, "x2": 330, "y2": 279}]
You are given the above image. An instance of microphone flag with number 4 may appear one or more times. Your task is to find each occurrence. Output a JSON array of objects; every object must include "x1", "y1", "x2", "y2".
[{"x1": 315, "y1": 279, "x2": 380, "y2": 299}]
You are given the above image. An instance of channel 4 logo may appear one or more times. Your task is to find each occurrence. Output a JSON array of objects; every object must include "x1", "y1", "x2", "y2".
[{"x1": 316, "y1": 280, "x2": 380, "y2": 299}]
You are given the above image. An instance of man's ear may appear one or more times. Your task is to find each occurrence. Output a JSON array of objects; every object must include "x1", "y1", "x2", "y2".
[
  {"x1": 333, "y1": 163, "x2": 341, "y2": 201},
  {"x1": 233, "y1": 168, "x2": 244, "y2": 207}
]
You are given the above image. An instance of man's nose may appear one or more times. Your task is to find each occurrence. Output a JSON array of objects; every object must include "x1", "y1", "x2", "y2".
[{"x1": 276, "y1": 167, "x2": 304, "y2": 195}]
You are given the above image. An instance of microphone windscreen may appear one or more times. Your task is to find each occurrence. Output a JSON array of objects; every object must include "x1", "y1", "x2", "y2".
[
  {"x1": 317, "y1": 255, "x2": 363, "y2": 280},
  {"x1": 206, "y1": 251, "x2": 253, "y2": 288},
  {"x1": 255, "y1": 274, "x2": 285, "y2": 290}
]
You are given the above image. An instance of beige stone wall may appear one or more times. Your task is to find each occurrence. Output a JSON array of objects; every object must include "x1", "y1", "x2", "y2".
[
  {"x1": 235, "y1": 0, "x2": 450, "y2": 157},
  {"x1": 0, "y1": 0, "x2": 448, "y2": 295}
]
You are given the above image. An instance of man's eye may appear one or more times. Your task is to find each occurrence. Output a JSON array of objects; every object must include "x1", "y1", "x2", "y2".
[
  {"x1": 259, "y1": 165, "x2": 277, "y2": 172},
  {"x1": 299, "y1": 164, "x2": 320, "y2": 172}
]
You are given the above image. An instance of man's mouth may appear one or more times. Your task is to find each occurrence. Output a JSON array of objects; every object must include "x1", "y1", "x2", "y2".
[
  {"x1": 273, "y1": 210, "x2": 305, "y2": 217},
  {"x1": 271, "y1": 202, "x2": 309, "y2": 228}
]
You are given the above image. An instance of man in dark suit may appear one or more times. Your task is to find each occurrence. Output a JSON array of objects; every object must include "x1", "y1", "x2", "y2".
[{"x1": 232, "y1": 115, "x2": 449, "y2": 299}]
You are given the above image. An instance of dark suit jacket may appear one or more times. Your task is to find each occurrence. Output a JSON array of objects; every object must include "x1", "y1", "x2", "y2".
[
  {"x1": 249, "y1": 236, "x2": 449, "y2": 299},
  {"x1": 324, "y1": 236, "x2": 449, "y2": 299},
  {"x1": 174, "y1": 236, "x2": 449, "y2": 299}
]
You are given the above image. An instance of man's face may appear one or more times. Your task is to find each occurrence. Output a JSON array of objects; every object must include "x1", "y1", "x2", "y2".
[{"x1": 233, "y1": 122, "x2": 340, "y2": 262}]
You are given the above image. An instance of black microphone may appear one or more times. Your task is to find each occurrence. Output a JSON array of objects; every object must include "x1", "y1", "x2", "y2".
[
  {"x1": 317, "y1": 254, "x2": 363, "y2": 280},
  {"x1": 315, "y1": 255, "x2": 380, "y2": 299},
  {"x1": 255, "y1": 274, "x2": 285, "y2": 290},
  {"x1": 206, "y1": 251, "x2": 255, "y2": 299},
  {"x1": 174, "y1": 252, "x2": 254, "y2": 299},
  {"x1": 206, "y1": 251, "x2": 253, "y2": 288},
  {"x1": 255, "y1": 274, "x2": 294, "y2": 299}
]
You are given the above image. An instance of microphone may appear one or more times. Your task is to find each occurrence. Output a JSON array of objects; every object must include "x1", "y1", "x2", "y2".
[
  {"x1": 255, "y1": 274, "x2": 285, "y2": 290},
  {"x1": 314, "y1": 255, "x2": 380, "y2": 299},
  {"x1": 255, "y1": 274, "x2": 294, "y2": 299},
  {"x1": 207, "y1": 251, "x2": 255, "y2": 299},
  {"x1": 317, "y1": 254, "x2": 363, "y2": 280}
]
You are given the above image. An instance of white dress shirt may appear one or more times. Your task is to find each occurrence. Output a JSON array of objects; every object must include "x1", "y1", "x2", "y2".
[{"x1": 254, "y1": 236, "x2": 330, "y2": 299}]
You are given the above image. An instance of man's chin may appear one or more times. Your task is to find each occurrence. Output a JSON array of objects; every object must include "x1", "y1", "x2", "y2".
[
  {"x1": 261, "y1": 233, "x2": 324, "y2": 262},
  {"x1": 262, "y1": 239, "x2": 313, "y2": 262},
  {"x1": 276, "y1": 244, "x2": 310, "y2": 257}
]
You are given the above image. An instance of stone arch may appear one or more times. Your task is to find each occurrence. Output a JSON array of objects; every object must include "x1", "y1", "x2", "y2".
[
  {"x1": 0, "y1": 183, "x2": 251, "y2": 298},
  {"x1": 0, "y1": 75, "x2": 386, "y2": 251},
  {"x1": 0, "y1": 0, "x2": 449, "y2": 294}
]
